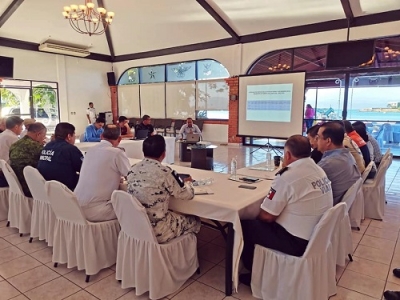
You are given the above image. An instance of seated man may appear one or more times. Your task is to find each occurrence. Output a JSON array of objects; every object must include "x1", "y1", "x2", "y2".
[
  {"x1": 134, "y1": 114, "x2": 155, "y2": 138},
  {"x1": 9, "y1": 122, "x2": 47, "y2": 197},
  {"x1": 75, "y1": 125, "x2": 131, "y2": 222},
  {"x1": 317, "y1": 122, "x2": 361, "y2": 206},
  {"x1": 343, "y1": 132, "x2": 365, "y2": 173},
  {"x1": 37, "y1": 123, "x2": 83, "y2": 191},
  {"x1": 118, "y1": 116, "x2": 133, "y2": 139},
  {"x1": 306, "y1": 124, "x2": 323, "y2": 164},
  {"x1": 127, "y1": 135, "x2": 201, "y2": 243},
  {"x1": 0, "y1": 116, "x2": 24, "y2": 188},
  {"x1": 239, "y1": 135, "x2": 333, "y2": 285},
  {"x1": 20, "y1": 118, "x2": 36, "y2": 138},
  {"x1": 0, "y1": 117, "x2": 6, "y2": 133},
  {"x1": 179, "y1": 117, "x2": 202, "y2": 140},
  {"x1": 83, "y1": 117, "x2": 105, "y2": 142},
  {"x1": 353, "y1": 121, "x2": 383, "y2": 167}
]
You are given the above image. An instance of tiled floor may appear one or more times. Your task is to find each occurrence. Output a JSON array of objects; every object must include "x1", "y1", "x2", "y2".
[{"x1": 0, "y1": 143, "x2": 398, "y2": 300}]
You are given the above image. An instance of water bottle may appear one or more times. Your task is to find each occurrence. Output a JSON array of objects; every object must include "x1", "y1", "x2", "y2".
[
  {"x1": 266, "y1": 151, "x2": 274, "y2": 171},
  {"x1": 230, "y1": 156, "x2": 237, "y2": 179}
]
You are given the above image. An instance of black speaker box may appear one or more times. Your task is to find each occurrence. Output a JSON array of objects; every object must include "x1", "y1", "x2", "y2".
[{"x1": 107, "y1": 72, "x2": 116, "y2": 86}]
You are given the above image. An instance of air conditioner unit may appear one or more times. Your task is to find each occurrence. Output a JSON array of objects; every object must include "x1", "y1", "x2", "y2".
[{"x1": 39, "y1": 43, "x2": 90, "y2": 57}]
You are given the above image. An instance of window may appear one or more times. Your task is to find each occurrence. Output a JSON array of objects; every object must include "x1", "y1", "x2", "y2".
[
  {"x1": 117, "y1": 59, "x2": 230, "y2": 120},
  {"x1": 140, "y1": 65, "x2": 165, "y2": 83},
  {"x1": 166, "y1": 62, "x2": 196, "y2": 82},
  {"x1": 196, "y1": 59, "x2": 230, "y2": 80},
  {"x1": 118, "y1": 68, "x2": 139, "y2": 85},
  {"x1": 196, "y1": 80, "x2": 229, "y2": 119}
]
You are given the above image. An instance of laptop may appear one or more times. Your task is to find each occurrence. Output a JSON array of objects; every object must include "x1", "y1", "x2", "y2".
[
  {"x1": 186, "y1": 133, "x2": 200, "y2": 143},
  {"x1": 135, "y1": 129, "x2": 148, "y2": 140}
]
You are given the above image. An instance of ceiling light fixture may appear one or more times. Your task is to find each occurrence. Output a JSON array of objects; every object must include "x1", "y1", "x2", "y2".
[{"x1": 62, "y1": 0, "x2": 115, "y2": 36}]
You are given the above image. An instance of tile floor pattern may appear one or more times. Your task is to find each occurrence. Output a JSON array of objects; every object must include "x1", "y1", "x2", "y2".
[{"x1": 0, "y1": 143, "x2": 398, "y2": 300}]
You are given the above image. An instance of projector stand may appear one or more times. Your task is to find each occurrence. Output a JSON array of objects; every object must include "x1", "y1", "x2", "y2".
[{"x1": 250, "y1": 138, "x2": 283, "y2": 156}]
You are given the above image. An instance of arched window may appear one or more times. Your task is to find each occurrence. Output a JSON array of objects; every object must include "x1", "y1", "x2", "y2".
[{"x1": 117, "y1": 59, "x2": 230, "y2": 120}]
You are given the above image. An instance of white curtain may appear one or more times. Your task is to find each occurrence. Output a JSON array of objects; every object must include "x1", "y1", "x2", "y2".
[
  {"x1": 196, "y1": 80, "x2": 229, "y2": 111},
  {"x1": 166, "y1": 82, "x2": 196, "y2": 119},
  {"x1": 118, "y1": 85, "x2": 140, "y2": 118},
  {"x1": 140, "y1": 83, "x2": 165, "y2": 118}
]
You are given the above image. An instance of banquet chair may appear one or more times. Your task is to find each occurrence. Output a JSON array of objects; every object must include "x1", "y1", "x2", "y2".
[
  {"x1": 0, "y1": 167, "x2": 9, "y2": 221},
  {"x1": 79, "y1": 133, "x2": 85, "y2": 143},
  {"x1": 332, "y1": 202, "x2": 352, "y2": 267},
  {"x1": 45, "y1": 181, "x2": 120, "y2": 282},
  {"x1": 362, "y1": 161, "x2": 375, "y2": 183},
  {"x1": 342, "y1": 177, "x2": 363, "y2": 230},
  {"x1": 363, "y1": 158, "x2": 391, "y2": 220},
  {"x1": 23, "y1": 166, "x2": 56, "y2": 246},
  {"x1": 0, "y1": 160, "x2": 32, "y2": 235},
  {"x1": 111, "y1": 190, "x2": 199, "y2": 300},
  {"x1": 381, "y1": 148, "x2": 391, "y2": 164},
  {"x1": 251, "y1": 203, "x2": 345, "y2": 300}
]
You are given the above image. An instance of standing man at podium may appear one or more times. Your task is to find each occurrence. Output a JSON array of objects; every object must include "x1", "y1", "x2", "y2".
[{"x1": 179, "y1": 118, "x2": 202, "y2": 140}]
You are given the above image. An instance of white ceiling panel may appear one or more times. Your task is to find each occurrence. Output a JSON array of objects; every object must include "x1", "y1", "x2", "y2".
[
  {"x1": 106, "y1": 0, "x2": 231, "y2": 55},
  {"x1": 211, "y1": 0, "x2": 346, "y2": 35},
  {"x1": 0, "y1": 0, "x2": 110, "y2": 55},
  {"x1": 0, "y1": 0, "x2": 14, "y2": 16},
  {"x1": 357, "y1": 0, "x2": 400, "y2": 17}
]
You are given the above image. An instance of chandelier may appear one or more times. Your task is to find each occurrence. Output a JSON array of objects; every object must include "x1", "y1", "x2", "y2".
[
  {"x1": 62, "y1": 0, "x2": 115, "y2": 36},
  {"x1": 268, "y1": 64, "x2": 290, "y2": 72}
]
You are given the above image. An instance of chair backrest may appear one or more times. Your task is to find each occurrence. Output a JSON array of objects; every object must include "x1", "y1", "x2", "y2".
[
  {"x1": 382, "y1": 148, "x2": 391, "y2": 161},
  {"x1": 111, "y1": 190, "x2": 157, "y2": 243},
  {"x1": 174, "y1": 120, "x2": 184, "y2": 130},
  {"x1": 79, "y1": 133, "x2": 85, "y2": 143},
  {"x1": 0, "y1": 159, "x2": 24, "y2": 195},
  {"x1": 194, "y1": 120, "x2": 204, "y2": 131},
  {"x1": 304, "y1": 203, "x2": 346, "y2": 257},
  {"x1": 44, "y1": 181, "x2": 87, "y2": 225},
  {"x1": 23, "y1": 166, "x2": 49, "y2": 204},
  {"x1": 341, "y1": 177, "x2": 363, "y2": 212},
  {"x1": 368, "y1": 159, "x2": 390, "y2": 188},
  {"x1": 362, "y1": 161, "x2": 375, "y2": 182}
]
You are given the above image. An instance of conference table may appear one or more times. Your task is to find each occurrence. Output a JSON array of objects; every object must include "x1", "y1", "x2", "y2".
[
  {"x1": 124, "y1": 158, "x2": 275, "y2": 295},
  {"x1": 76, "y1": 136, "x2": 176, "y2": 164}
]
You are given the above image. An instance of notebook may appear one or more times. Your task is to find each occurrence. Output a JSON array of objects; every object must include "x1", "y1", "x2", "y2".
[{"x1": 194, "y1": 187, "x2": 214, "y2": 195}]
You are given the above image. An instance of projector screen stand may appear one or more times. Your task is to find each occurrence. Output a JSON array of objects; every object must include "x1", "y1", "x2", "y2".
[{"x1": 250, "y1": 139, "x2": 283, "y2": 156}]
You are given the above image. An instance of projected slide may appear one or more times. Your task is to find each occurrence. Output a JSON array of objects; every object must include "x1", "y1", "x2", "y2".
[{"x1": 246, "y1": 84, "x2": 293, "y2": 122}]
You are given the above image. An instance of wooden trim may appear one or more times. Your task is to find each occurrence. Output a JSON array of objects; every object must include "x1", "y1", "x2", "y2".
[
  {"x1": 340, "y1": 0, "x2": 354, "y2": 22},
  {"x1": 97, "y1": 0, "x2": 115, "y2": 58},
  {"x1": 0, "y1": 0, "x2": 24, "y2": 28}
]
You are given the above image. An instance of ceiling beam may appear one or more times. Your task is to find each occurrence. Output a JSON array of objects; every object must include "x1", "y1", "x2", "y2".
[
  {"x1": 195, "y1": 0, "x2": 240, "y2": 41},
  {"x1": 97, "y1": 0, "x2": 115, "y2": 59},
  {"x1": 340, "y1": 0, "x2": 354, "y2": 22},
  {"x1": 0, "y1": 0, "x2": 24, "y2": 28}
]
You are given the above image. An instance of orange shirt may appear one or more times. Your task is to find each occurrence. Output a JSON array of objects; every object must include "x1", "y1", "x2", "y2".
[{"x1": 347, "y1": 130, "x2": 366, "y2": 147}]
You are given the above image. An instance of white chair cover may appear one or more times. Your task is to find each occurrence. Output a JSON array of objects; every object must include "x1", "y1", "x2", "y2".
[
  {"x1": 381, "y1": 148, "x2": 391, "y2": 163},
  {"x1": 0, "y1": 187, "x2": 9, "y2": 221},
  {"x1": 111, "y1": 190, "x2": 199, "y2": 300},
  {"x1": 23, "y1": 166, "x2": 56, "y2": 246},
  {"x1": 362, "y1": 161, "x2": 375, "y2": 182},
  {"x1": 45, "y1": 181, "x2": 120, "y2": 275},
  {"x1": 363, "y1": 159, "x2": 390, "y2": 220},
  {"x1": 251, "y1": 203, "x2": 345, "y2": 300},
  {"x1": 341, "y1": 178, "x2": 363, "y2": 229},
  {"x1": 0, "y1": 160, "x2": 32, "y2": 234},
  {"x1": 332, "y1": 203, "x2": 352, "y2": 267}
]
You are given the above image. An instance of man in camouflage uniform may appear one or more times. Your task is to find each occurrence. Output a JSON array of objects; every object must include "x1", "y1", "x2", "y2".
[
  {"x1": 9, "y1": 122, "x2": 47, "y2": 197},
  {"x1": 127, "y1": 135, "x2": 201, "y2": 244}
]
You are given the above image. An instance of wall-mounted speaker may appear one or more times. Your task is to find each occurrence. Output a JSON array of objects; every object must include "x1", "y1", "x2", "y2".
[{"x1": 107, "y1": 72, "x2": 116, "y2": 86}]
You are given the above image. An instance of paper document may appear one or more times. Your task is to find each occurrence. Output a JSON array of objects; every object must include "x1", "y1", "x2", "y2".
[{"x1": 194, "y1": 187, "x2": 214, "y2": 195}]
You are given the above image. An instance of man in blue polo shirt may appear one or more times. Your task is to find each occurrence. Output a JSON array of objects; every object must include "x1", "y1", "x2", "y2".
[
  {"x1": 83, "y1": 117, "x2": 105, "y2": 142},
  {"x1": 317, "y1": 121, "x2": 360, "y2": 205},
  {"x1": 37, "y1": 122, "x2": 83, "y2": 191}
]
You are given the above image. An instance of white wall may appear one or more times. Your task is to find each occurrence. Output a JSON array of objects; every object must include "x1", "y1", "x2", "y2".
[
  {"x1": 202, "y1": 124, "x2": 228, "y2": 143},
  {"x1": 0, "y1": 46, "x2": 112, "y2": 134}
]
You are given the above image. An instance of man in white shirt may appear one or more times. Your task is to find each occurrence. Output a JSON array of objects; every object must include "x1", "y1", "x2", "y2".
[
  {"x1": 86, "y1": 102, "x2": 97, "y2": 124},
  {"x1": 239, "y1": 135, "x2": 333, "y2": 286},
  {"x1": 75, "y1": 124, "x2": 131, "y2": 222},
  {"x1": 179, "y1": 118, "x2": 202, "y2": 140},
  {"x1": 0, "y1": 116, "x2": 24, "y2": 187}
]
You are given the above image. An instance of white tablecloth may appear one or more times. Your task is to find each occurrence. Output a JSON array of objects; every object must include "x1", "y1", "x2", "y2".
[
  {"x1": 125, "y1": 158, "x2": 271, "y2": 291},
  {"x1": 76, "y1": 137, "x2": 176, "y2": 164}
]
